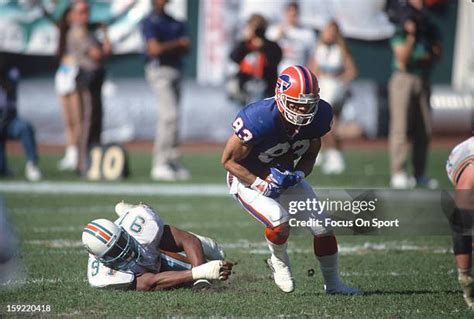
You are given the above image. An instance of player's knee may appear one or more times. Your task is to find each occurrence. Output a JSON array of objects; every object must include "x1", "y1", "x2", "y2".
[
  {"x1": 265, "y1": 223, "x2": 290, "y2": 245},
  {"x1": 313, "y1": 233, "x2": 338, "y2": 257}
]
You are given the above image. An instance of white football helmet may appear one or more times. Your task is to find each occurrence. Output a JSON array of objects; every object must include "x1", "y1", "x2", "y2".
[{"x1": 82, "y1": 218, "x2": 141, "y2": 271}]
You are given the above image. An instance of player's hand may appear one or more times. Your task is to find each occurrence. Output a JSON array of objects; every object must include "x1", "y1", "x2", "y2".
[
  {"x1": 218, "y1": 260, "x2": 234, "y2": 281},
  {"x1": 251, "y1": 177, "x2": 282, "y2": 198},
  {"x1": 269, "y1": 167, "x2": 304, "y2": 189},
  {"x1": 191, "y1": 260, "x2": 234, "y2": 281}
]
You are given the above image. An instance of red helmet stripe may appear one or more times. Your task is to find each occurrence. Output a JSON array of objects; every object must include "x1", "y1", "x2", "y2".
[
  {"x1": 85, "y1": 224, "x2": 112, "y2": 242},
  {"x1": 296, "y1": 65, "x2": 312, "y2": 94}
]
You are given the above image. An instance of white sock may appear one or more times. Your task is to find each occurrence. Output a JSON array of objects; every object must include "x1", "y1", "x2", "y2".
[
  {"x1": 266, "y1": 238, "x2": 290, "y2": 265},
  {"x1": 66, "y1": 145, "x2": 78, "y2": 158},
  {"x1": 317, "y1": 253, "x2": 340, "y2": 289},
  {"x1": 458, "y1": 267, "x2": 472, "y2": 279}
]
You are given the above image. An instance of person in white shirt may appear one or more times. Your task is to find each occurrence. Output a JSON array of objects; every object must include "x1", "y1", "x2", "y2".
[
  {"x1": 309, "y1": 20, "x2": 357, "y2": 175},
  {"x1": 266, "y1": 2, "x2": 316, "y2": 72}
]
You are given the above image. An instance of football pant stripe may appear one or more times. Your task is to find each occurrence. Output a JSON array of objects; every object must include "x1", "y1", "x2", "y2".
[{"x1": 237, "y1": 195, "x2": 273, "y2": 228}]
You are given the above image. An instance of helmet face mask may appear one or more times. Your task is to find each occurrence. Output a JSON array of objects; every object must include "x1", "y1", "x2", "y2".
[
  {"x1": 82, "y1": 219, "x2": 143, "y2": 272},
  {"x1": 275, "y1": 65, "x2": 320, "y2": 126},
  {"x1": 277, "y1": 93, "x2": 319, "y2": 126},
  {"x1": 99, "y1": 228, "x2": 142, "y2": 272}
]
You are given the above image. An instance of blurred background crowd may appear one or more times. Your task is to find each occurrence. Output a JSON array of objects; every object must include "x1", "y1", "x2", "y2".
[{"x1": 0, "y1": 0, "x2": 471, "y2": 186}]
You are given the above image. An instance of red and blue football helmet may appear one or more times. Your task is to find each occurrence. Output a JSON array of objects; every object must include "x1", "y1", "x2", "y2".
[{"x1": 275, "y1": 65, "x2": 320, "y2": 126}]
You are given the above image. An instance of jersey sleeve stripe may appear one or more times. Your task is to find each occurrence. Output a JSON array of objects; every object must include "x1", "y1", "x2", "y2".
[{"x1": 84, "y1": 228, "x2": 108, "y2": 244}]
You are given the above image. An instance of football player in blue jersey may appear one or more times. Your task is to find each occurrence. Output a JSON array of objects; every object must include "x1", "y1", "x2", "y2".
[{"x1": 222, "y1": 65, "x2": 360, "y2": 294}]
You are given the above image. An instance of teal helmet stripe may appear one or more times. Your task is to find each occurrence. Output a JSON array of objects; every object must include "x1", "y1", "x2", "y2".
[{"x1": 90, "y1": 221, "x2": 114, "y2": 237}]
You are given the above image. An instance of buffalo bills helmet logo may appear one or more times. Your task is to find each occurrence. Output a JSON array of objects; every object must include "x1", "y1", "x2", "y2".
[{"x1": 276, "y1": 74, "x2": 291, "y2": 92}]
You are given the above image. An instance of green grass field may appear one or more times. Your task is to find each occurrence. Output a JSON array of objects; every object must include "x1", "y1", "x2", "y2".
[{"x1": 1, "y1": 147, "x2": 471, "y2": 318}]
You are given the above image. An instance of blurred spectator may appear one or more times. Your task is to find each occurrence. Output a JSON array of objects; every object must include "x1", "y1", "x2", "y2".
[
  {"x1": 228, "y1": 14, "x2": 282, "y2": 106},
  {"x1": 42, "y1": 5, "x2": 81, "y2": 171},
  {"x1": 310, "y1": 20, "x2": 357, "y2": 175},
  {"x1": 142, "y1": 0, "x2": 191, "y2": 181},
  {"x1": 0, "y1": 197, "x2": 24, "y2": 289},
  {"x1": 67, "y1": 0, "x2": 111, "y2": 175},
  {"x1": 0, "y1": 56, "x2": 42, "y2": 181},
  {"x1": 266, "y1": 1, "x2": 316, "y2": 72},
  {"x1": 388, "y1": 0, "x2": 442, "y2": 189}
]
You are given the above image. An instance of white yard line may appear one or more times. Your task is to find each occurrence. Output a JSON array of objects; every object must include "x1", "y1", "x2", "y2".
[
  {"x1": 23, "y1": 239, "x2": 451, "y2": 255},
  {"x1": 0, "y1": 181, "x2": 446, "y2": 201},
  {"x1": 0, "y1": 181, "x2": 229, "y2": 196},
  {"x1": 12, "y1": 203, "x2": 196, "y2": 215}
]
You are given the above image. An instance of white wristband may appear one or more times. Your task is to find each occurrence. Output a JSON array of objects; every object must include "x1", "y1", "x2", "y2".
[
  {"x1": 250, "y1": 177, "x2": 266, "y2": 190},
  {"x1": 191, "y1": 260, "x2": 223, "y2": 280}
]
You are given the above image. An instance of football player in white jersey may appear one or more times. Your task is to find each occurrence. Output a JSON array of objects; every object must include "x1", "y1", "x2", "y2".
[
  {"x1": 446, "y1": 137, "x2": 474, "y2": 308},
  {"x1": 82, "y1": 202, "x2": 233, "y2": 291}
]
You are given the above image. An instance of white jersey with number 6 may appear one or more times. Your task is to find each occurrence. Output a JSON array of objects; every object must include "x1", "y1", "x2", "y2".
[
  {"x1": 87, "y1": 205, "x2": 165, "y2": 289},
  {"x1": 446, "y1": 137, "x2": 474, "y2": 186}
]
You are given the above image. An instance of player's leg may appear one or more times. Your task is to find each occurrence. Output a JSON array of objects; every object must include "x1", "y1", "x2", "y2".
[
  {"x1": 450, "y1": 208, "x2": 473, "y2": 308},
  {"x1": 451, "y1": 167, "x2": 474, "y2": 308},
  {"x1": 233, "y1": 179, "x2": 294, "y2": 292},
  {"x1": 281, "y1": 181, "x2": 360, "y2": 295},
  {"x1": 265, "y1": 222, "x2": 293, "y2": 292}
]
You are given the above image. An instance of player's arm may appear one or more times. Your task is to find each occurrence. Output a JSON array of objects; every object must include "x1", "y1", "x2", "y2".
[
  {"x1": 221, "y1": 134, "x2": 257, "y2": 186},
  {"x1": 136, "y1": 270, "x2": 192, "y2": 290},
  {"x1": 159, "y1": 225, "x2": 206, "y2": 267},
  {"x1": 294, "y1": 138, "x2": 322, "y2": 178},
  {"x1": 136, "y1": 262, "x2": 233, "y2": 291}
]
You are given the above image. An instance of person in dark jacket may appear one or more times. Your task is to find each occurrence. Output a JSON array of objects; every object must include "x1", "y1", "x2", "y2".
[{"x1": 229, "y1": 14, "x2": 282, "y2": 106}]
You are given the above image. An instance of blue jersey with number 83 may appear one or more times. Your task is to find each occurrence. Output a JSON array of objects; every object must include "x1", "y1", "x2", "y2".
[{"x1": 232, "y1": 98, "x2": 333, "y2": 176}]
